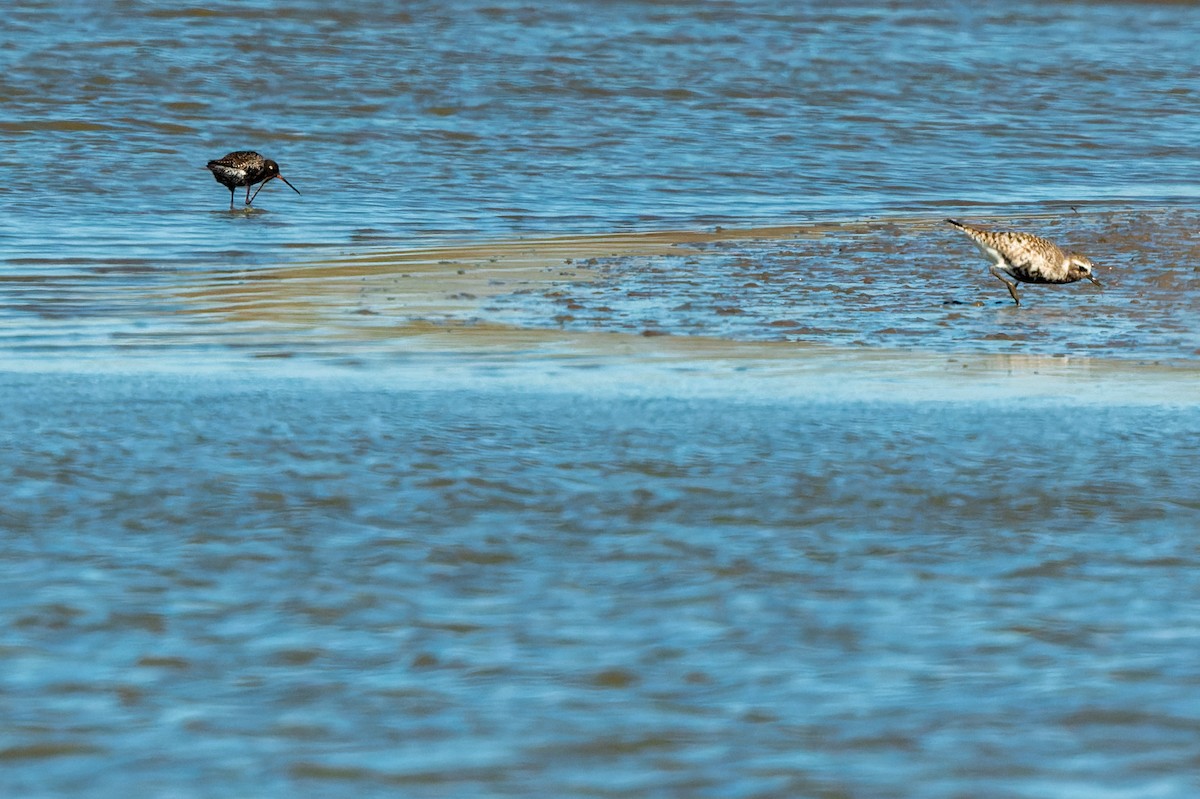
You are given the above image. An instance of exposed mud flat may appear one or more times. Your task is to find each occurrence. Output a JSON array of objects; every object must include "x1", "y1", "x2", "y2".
[
  {"x1": 485, "y1": 209, "x2": 1200, "y2": 363},
  {"x1": 157, "y1": 209, "x2": 1200, "y2": 370}
]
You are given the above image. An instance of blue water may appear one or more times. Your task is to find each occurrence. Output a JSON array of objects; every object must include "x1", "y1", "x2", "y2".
[
  {"x1": 3, "y1": 373, "x2": 1200, "y2": 799},
  {"x1": 3, "y1": 0, "x2": 1200, "y2": 266}
]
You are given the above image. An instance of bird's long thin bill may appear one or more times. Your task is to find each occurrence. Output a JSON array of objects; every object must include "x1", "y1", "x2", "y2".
[
  {"x1": 248, "y1": 175, "x2": 301, "y2": 204},
  {"x1": 1088, "y1": 275, "x2": 1103, "y2": 287}
]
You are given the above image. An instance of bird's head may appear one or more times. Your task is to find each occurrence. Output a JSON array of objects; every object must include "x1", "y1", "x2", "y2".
[
  {"x1": 252, "y1": 160, "x2": 300, "y2": 198},
  {"x1": 1067, "y1": 253, "x2": 1102, "y2": 287}
]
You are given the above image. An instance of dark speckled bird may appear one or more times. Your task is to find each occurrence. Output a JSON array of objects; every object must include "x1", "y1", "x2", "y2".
[
  {"x1": 206, "y1": 151, "x2": 300, "y2": 211},
  {"x1": 946, "y1": 218, "x2": 1102, "y2": 306}
]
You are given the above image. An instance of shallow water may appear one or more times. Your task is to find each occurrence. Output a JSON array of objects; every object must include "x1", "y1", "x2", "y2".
[
  {"x1": 3, "y1": 373, "x2": 1200, "y2": 799},
  {"x1": 4, "y1": 1, "x2": 1200, "y2": 261},
  {"x1": 3, "y1": 2, "x2": 1200, "y2": 798}
]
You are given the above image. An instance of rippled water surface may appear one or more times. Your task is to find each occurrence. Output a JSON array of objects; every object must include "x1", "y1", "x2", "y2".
[
  {"x1": 3, "y1": 2, "x2": 1200, "y2": 797},
  {"x1": 4, "y1": 0, "x2": 1200, "y2": 258},
  {"x1": 4, "y1": 373, "x2": 1200, "y2": 798}
]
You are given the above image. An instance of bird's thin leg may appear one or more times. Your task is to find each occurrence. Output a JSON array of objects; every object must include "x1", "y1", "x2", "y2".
[
  {"x1": 245, "y1": 183, "x2": 253, "y2": 206},
  {"x1": 228, "y1": 188, "x2": 235, "y2": 211},
  {"x1": 989, "y1": 266, "x2": 1021, "y2": 305},
  {"x1": 1004, "y1": 281, "x2": 1021, "y2": 305}
]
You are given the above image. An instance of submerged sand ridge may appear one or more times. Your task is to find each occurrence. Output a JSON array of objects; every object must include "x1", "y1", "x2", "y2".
[
  {"x1": 172, "y1": 224, "x2": 842, "y2": 327},
  {"x1": 169, "y1": 209, "x2": 1200, "y2": 367}
]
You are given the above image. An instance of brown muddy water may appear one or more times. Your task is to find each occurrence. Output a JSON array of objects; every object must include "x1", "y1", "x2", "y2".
[{"x1": 3, "y1": 2, "x2": 1200, "y2": 798}]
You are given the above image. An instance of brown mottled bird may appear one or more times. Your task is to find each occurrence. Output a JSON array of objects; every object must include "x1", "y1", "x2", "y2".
[
  {"x1": 946, "y1": 219, "x2": 1102, "y2": 306},
  {"x1": 206, "y1": 151, "x2": 300, "y2": 211}
]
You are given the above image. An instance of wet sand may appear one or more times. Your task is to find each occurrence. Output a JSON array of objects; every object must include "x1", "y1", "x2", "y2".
[
  {"x1": 0, "y1": 211, "x2": 1192, "y2": 407},
  {"x1": 170, "y1": 224, "x2": 837, "y2": 326},
  {"x1": 82, "y1": 210, "x2": 1189, "y2": 408},
  {"x1": 160, "y1": 210, "x2": 1200, "y2": 366}
]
